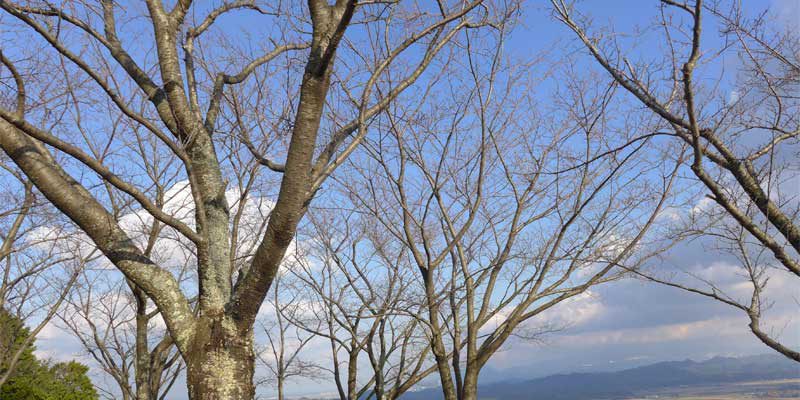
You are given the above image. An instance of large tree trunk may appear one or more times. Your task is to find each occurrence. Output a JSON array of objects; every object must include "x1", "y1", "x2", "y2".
[
  {"x1": 426, "y1": 293, "x2": 457, "y2": 400},
  {"x1": 431, "y1": 339, "x2": 458, "y2": 400},
  {"x1": 185, "y1": 315, "x2": 255, "y2": 400},
  {"x1": 460, "y1": 368, "x2": 480, "y2": 400}
]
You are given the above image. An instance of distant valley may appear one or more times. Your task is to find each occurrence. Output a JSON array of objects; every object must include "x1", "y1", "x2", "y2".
[{"x1": 398, "y1": 354, "x2": 800, "y2": 400}]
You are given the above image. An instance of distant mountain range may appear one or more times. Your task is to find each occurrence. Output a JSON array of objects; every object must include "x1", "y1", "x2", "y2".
[{"x1": 400, "y1": 354, "x2": 800, "y2": 400}]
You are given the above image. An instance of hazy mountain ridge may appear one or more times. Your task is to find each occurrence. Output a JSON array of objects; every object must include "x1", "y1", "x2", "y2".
[{"x1": 399, "y1": 354, "x2": 800, "y2": 400}]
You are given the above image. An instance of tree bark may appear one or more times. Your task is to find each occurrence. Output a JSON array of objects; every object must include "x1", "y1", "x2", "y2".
[
  {"x1": 430, "y1": 325, "x2": 458, "y2": 400},
  {"x1": 134, "y1": 288, "x2": 154, "y2": 400},
  {"x1": 347, "y1": 348, "x2": 359, "y2": 400},
  {"x1": 185, "y1": 315, "x2": 255, "y2": 400},
  {"x1": 460, "y1": 367, "x2": 480, "y2": 400}
]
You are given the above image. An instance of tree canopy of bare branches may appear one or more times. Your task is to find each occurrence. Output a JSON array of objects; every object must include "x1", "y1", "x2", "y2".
[
  {"x1": 552, "y1": 0, "x2": 800, "y2": 362},
  {"x1": 337, "y1": 30, "x2": 681, "y2": 399},
  {"x1": 0, "y1": 0, "x2": 505, "y2": 397}
]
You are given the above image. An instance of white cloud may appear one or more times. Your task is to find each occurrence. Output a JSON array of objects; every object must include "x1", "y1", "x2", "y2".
[
  {"x1": 539, "y1": 291, "x2": 606, "y2": 328},
  {"x1": 554, "y1": 317, "x2": 744, "y2": 346},
  {"x1": 727, "y1": 90, "x2": 740, "y2": 105},
  {"x1": 691, "y1": 196, "x2": 716, "y2": 216}
]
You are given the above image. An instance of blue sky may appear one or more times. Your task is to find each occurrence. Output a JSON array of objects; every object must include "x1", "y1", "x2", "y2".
[{"x1": 23, "y1": 0, "x2": 800, "y2": 399}]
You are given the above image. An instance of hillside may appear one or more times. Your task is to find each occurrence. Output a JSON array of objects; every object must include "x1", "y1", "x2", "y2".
[{"x1": 400, "y1": 354, "x2": 800, "y2": 400}]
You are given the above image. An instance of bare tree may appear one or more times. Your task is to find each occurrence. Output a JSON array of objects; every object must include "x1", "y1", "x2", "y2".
[
  {"x1": 285, "y1": 209, "x2": 436, "y2": 400},
  {"x1": 255, "y1": 273, "x2": 320, "y2": 400},
  {"x1": 58, "y1": 268, "x2": 185, "y2": 400},
  {"x1": 342, "y1": 29, "x2": 681, "y2": 398},
  {"x1": 552, "y1": 0, "x2": 800, "y2": 361},
  {"x1": 0, "y1": 0, "x2": 503, "y2": 397}
]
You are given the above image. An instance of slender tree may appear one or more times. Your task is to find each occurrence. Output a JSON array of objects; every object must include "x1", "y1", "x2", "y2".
[
  {"x1": 58, "y1": 271, "x2": 184, "y2": 400},
  {"x1": 255, "y1": 273, "x2": 320, "y2": 400},
  {"x1": 285, "y1": 209, "x2": 435, "y2": 400}
]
